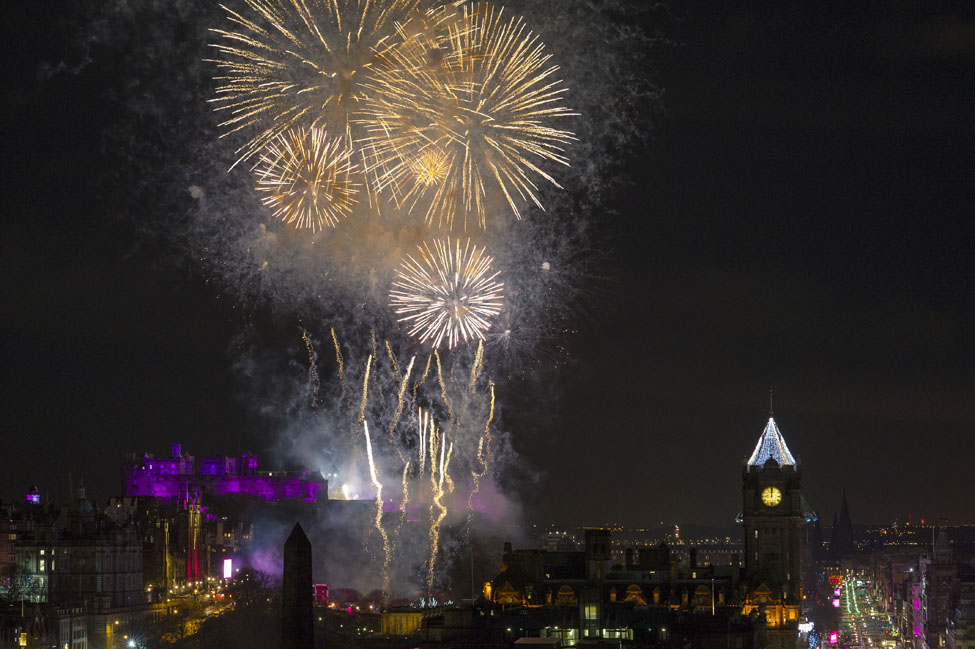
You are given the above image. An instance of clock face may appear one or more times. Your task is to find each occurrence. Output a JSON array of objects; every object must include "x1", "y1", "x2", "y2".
[{"x1": 761, "y1": 486, "x2": 783, "y2": 507}]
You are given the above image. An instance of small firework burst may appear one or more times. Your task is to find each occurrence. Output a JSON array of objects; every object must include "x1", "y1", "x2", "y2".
[
  {"x1": 253, "y1": 127, "x2": 359, "y2": 231},
  {"x1": 411, "y1": 147, "x2": 450, "y2": 188},
  {"x1": 390, "y1": 238, "x2": 504, "y2": 348}
]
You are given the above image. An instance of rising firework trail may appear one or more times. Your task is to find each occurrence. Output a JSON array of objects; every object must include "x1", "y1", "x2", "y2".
[
  {"x1": 390, "y1": 238, "x2": 504, "y2": 349},
  {"x1": 359, "y1": 2, "x2": 577, "y2": 229},
  {"x1": 363, "y1": 420, "x2": 391, "y2": 600},
  {"x1": 327, "y1": 331, "x2": 498, "y2": 595},
  {"x1": 254, "y1": 127, "x2": 359, "y2": 231},
  {"x1": 301, "y1": 328, "x2": 320, "y2": 404},
  {"x1": 420, "y1": 407, "x2": 453, "y2": 595}
]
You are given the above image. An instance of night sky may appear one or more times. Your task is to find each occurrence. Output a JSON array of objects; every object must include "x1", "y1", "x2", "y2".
[{"x1": 2, "y1": 1, "x2": 974, "y2": 529}]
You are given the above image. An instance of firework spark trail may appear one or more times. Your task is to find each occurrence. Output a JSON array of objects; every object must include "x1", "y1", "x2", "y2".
[
  {"x1": 433, "y1": 350, "x2": 454, "y2": 427},
  {"x1": 363, "y1": 421, "x2": 391, "y2": 600},
  {"x1": 385, "y1": 340, "x2": 400, "y2": 379},
  {"x1": 352, "y1": 353, "x2": 372, "y2": 447},
  {"x1": 359, "y1": 2, "x2": 577, "y2": 229},
  {"x1": 301, "y1": 328, "x2": 320, "y2": 405},
  {"x1": 417, "y1": 408, "x2": 429, "y2": 481},
  {"x1": 412, "y1": 354, "x2": 433, "y2": 407},
  {"x1": 468, "y1": 339, "x2": 484, "y2": 394},
  {"x1": 388, "y1": 355, "x2": 415, "y2": 440},
  {"x1": 390, "y1": 238, "x2": 504, "y2": 349},
  {"x1": 425, "y1": 410, "x2": 453, "y2": 594},
  {"x1": 254, "y1": 127, "x2": 359, "y2": 231},
  {"x1": 467, "y1": 380, "x2": 494, "y2": 531},
  {"x1": 331, "y1": 327, "x2": 344, "y2": 389}
]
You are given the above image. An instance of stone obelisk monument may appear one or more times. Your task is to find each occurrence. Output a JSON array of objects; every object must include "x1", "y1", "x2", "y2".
[{"x1": 281, "y1": 522, "x2": 313, "y2": 649}]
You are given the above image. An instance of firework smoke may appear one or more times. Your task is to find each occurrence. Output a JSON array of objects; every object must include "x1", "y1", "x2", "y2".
[{"x1": 66, "y1": 0, "x2": 665, "y2": 599}]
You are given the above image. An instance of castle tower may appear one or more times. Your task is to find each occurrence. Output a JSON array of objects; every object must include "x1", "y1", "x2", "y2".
[{"x1": 741, "y1": 416, "x2": 803, "y2": 648}]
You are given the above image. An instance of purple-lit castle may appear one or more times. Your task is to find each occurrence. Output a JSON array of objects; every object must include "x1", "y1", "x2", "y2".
[{"x1": 122, "y1": 443, "x2": 326, "y2": 503}]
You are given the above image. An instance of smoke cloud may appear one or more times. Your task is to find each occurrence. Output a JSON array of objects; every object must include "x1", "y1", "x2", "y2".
[{"x1": 54, "y1": 0, "x2": 665, "y2": 597}]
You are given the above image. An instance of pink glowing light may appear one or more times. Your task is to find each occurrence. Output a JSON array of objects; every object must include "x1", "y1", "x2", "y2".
[
  {"x1": 314, "y1": 584, "x2": 329, "y2": 607},
  {"x1": 832, "y1": 598, "x2": 840, "y2": 608},
  {"x1": 830, "y1": 632, "x2": 838, "y2": 644}
]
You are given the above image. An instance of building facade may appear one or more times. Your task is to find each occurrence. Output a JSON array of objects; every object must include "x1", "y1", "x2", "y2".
[{"x1": 740, "y1": 416, "x2": 815, "y2": 649}]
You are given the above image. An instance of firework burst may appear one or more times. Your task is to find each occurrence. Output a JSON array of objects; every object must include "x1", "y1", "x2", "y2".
[
  {"x1": 390, "y1": 238, "x2": 504, "y2": 349},
  {"x1": 253, "y1": 127, "x2": 359, "y2": 230},
  {"x1": 359, "y1": 2, "x2": 576, "y2": 229},
  {"x1": 208, "y1": 0, "x2": 453, "y2": 166}
]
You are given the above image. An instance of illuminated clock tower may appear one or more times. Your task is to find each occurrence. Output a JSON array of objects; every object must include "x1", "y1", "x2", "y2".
[{"x1": 741, "y1": 415, "x2": 809, "y2": 648}]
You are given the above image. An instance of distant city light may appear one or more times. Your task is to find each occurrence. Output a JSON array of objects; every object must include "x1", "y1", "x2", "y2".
[
  {"x1": 830, "y1": 632, "x2": 839, "y2": 644},
  {"x1": 223, "y1": 558, "x2": 232, "y2": 579}
]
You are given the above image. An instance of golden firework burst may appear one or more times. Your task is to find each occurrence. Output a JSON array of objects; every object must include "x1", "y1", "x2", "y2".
[
  {"x1": 359, "y1": 2, "x2": 576, "y2": 230},
  {"x1": 253, "y1": 127, "x2": 359, "y2": 231},
  {"x1": 208, "y1": 0, "x2": 451, "y2": 167}
]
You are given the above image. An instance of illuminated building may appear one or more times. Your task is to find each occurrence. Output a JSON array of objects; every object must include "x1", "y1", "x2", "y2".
[
  {"x1": 739, "y1": 416, "x2": 816, "y2": 649},
  {"x1": 486, "y1": 530, "x2": 749, "y2": 644},
  {"x1": 48, "y1": 488, "x2": 145, "y2": 609},
  {"x1": 105, "y1": 494, "x2": 207, "y2": 594},
  {"x1": 1, "y1": 490, "x2": 59, "y2": 602},
  {"x1": 926, "y1": 527, "x2": 958, "y2": 649},
  {"x1": 122, "y1": 443, "x2": 326, "y2": 503},
  {"x1": 381, "y1": 608, "x2": 423, "y2": 636}
]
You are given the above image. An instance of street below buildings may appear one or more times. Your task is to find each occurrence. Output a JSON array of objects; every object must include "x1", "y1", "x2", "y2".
[{"x1": 836, "y1": 573, "x2": 900, "y2": 649}]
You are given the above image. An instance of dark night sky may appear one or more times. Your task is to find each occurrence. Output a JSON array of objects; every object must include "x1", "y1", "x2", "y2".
[{"x1": 2, "y1": 2, "x2": 974, "y2": 528}]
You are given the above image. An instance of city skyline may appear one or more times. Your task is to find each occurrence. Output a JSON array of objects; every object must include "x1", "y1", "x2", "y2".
[{"x1": 2, "y1": 0, "x2": 974, "y2": 532}]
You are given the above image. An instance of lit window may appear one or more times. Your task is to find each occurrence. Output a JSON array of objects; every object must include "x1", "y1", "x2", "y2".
[{"x1": 584, "y1": 604, "x2": 598, "y2": 620}]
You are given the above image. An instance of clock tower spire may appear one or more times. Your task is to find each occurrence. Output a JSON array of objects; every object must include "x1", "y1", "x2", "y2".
[{"x1": 741, "y1": 412, "x2": 806, "y2": 649}]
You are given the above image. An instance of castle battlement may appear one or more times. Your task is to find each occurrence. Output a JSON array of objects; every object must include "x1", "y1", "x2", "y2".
[{"x1": 122, "y1": 443, "x2": 326, "y2": 503}]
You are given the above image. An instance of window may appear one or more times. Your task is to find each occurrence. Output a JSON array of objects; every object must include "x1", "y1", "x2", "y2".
[{"x1": 40, "y1": 559, "x2": 45, "y2": 572}]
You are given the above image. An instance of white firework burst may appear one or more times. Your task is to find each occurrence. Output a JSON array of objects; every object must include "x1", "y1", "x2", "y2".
[{"x1": 390, "y1": 238, "x2": 504, "y2": 348}]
